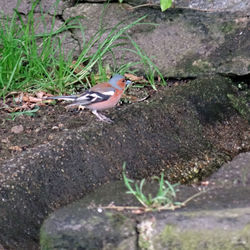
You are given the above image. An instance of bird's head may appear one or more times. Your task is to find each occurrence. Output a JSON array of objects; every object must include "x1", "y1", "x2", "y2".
[{"x1": 109, "y1": 74, "x2": 132, "y2": 90}]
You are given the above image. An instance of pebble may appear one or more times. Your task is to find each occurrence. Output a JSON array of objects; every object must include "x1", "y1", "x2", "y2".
[{"x1": 11, "y1": 125, "x2": 24, "y2": 134}]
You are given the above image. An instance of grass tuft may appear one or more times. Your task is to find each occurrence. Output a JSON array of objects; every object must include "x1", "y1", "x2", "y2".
[
  {"x1": 122, "y1": 163, "x2": 181, "y2": 209},
  {"x1": 0, "y1": 1, "x2": 166, "y2": 100},
  {"x1": 100, "y1": 163, "x2": 206, "y2": 213},
  {"x1": 0, "y1": 0, "x2": 78, "y2": 97}
]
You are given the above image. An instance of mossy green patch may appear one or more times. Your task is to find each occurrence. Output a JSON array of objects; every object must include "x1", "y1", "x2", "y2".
[
  {"x1": 219, "y1": 21, "x2": 237, "y2": 34},
  {"x1": 178, "y1": 54, "x2": 215, "y2": 76},
  {"x1": 227, "y1": 93, "x2": 250, "y2": 121},
  {"x1": 40, "y1": 226, "x2": 54, "y2": 250},
  {"x1": 107, "y1": 212, "x2": 127, "y2": 229},
  {"x1": 154, "y1": 224, "x2": 250, "y2": 249},
  {"x1": 139, "y1": 238, "x2": 151, "y2": 250},
  {"x1": 192, "y1": 59, "x2": 213, "y2": 72}
]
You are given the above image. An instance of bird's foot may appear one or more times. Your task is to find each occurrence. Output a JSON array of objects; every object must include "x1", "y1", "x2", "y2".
[
  {"x1": 78, "y1": 105, "x2": 85, "y2": 111},
  {"x1": 92, "y1": 110, "x2": 113, "y2": 123}
]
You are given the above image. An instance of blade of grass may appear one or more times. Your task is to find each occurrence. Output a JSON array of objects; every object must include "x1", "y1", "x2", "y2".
[
  {"x1": 69, "y1": 15, "x2": 147, "y2": 84},
  {"x1": 124, "y1": 35, "x2": 166, "y2": 88}
]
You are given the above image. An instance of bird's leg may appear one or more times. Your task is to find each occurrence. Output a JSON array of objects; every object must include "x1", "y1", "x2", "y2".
[
  {"x1": 92, "y1": 110, "x2": 113, "y2": 123},
  {"x1": 78, "y1": 105, "x2": 85, "y2": 111}
]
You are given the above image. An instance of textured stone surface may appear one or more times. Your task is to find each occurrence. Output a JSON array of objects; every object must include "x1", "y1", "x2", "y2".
[
  {"x1": 63, "y1": 3, "x2": 250, "y2": 77},
  {"x1": 0, "y1": 0, "x2": 79, "y2": 56},
  {"x1": 0, "y1": 0, "x2": 31, "y2": 15},
  {"x1": 32, "y1": 13, "x2": 80, "y2": 56},
  {"x1": 40, "y1": 152, "x2": 250, "y2": 249},
  {"x1": 36, "y1": 0, "x2": 73, "y2": 15},
  {"x1": 1, "y1": 0, "x2": 249, "y2": 77},
  {"x1": 125, "y1": 0, "x2": 250, "y2": 13},
  {"x1": 0, "y1": 0, "x2": 249, "y2": 248},
  {"x1": 41, "y1": 208, "x2": 137, "y2": 250},
  {"x1": 0, "y1": 0, "x2": 73, "y2": 15},
  {"x1": 1, "y1": 76, "x2": 249, "y2": 249}
]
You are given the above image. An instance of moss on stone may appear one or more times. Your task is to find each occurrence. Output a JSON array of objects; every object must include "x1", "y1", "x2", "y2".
[
  {"x1": 227, "y1": 93, "x2": 250, "y2": 121},
  {"x1": 106, "y1": 212, "x2": 128, "y2": 229},
  {"x1": 178, "y1": 54, "x2": 216, "y2": 76},
  {"x1": 40, "y1": 227, "x2": 54, "y2": 250},
  {"x1": 154, "y1": 223, "x2": 250, "y2": 249},
  {"x1": 219, "y1": 21, "x2": 237, "y2": 34}
]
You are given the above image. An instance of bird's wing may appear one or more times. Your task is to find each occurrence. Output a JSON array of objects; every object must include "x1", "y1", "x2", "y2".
[
  {"x1": 90, "y1": 83, "x2": 115, "y2": 93},
  {"x1": 71, "y1": 87, "x2": 115, "y2": 106},
  {"x1": 46, "y1": 83, "x2": 116, "y2": 107}
]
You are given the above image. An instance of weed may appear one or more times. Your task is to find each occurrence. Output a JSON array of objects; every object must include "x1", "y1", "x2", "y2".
[
  {"x1": 7, "y1": 106, "x2": 40, "y2": 120},
  {"x1": 122, "y1": 163, "x2": 181, "y2": 210},
  {"x1": 100, "y1": 163, "x2": 205, "y2": 213},
  {"x1": 118, "y1": 0, "x2": 173, "y2": 12}
]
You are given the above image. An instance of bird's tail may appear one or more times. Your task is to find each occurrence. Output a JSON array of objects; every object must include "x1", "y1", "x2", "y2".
[{"x1": 45, "y1": 95, "x2": 77, "y2": 102}]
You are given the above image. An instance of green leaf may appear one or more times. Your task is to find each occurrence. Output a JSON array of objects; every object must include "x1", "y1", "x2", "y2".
[
  {"x1": 8, "y1": 107, "x2": 40, "y2": 121},
  {"x1": 160, "y1": 0, "x2": 172, "y2": 11}
]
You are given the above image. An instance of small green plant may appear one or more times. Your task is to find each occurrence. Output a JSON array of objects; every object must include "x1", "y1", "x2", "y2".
[
  {"x1": 160, "y1": 0, "x2": 173, "y2": 11},
  {"x1": 7, "y1": 106, "x2": 40, "y2": 120},
  {"x1": 122, "y1": 163, "x2": 182, "y2": 210},
  {"x1": 118, "y1": 0, "x2": 172, "y2": 12},
  {"x1": 100, "y1": 163, "x2": 206, "y2": 213}
]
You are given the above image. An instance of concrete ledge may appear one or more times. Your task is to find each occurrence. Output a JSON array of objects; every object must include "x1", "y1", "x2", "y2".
[{"x1": 0, "y1": 76, "x2": 249, "y2": 249}]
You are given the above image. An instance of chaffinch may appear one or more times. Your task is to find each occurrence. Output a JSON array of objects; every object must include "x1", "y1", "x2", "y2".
[{"x1": 46, "y1": 74, "x2": 132, "y2": 123}]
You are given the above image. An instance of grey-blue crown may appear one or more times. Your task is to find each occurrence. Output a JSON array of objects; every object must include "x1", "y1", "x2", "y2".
[{"x1": 109, "y1": 74, "x2": 131, "y2": 87}]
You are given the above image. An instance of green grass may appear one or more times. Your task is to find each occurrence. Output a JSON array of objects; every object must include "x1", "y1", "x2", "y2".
[
  {"x1": 124, "y1": 35, "x2": 166, "y2": 89},
  {"x1": 122, "y1": 163, "x2": 182, "y2": 210},
  {"x1": 100, "y1": 163, "x2": 205, "y2": 213},
  {"x1": 7, "y1": 107, "x2": 40, "y2": 120},
  {"x1": 0, "y1": 0, "x2": 77, "y2": 97},
  {"x1": 0, "y1": 0, "x2": 166, "y2": 100},
  {"x1": 66, "y1": 15, "x2": 149, "y2": 86}
]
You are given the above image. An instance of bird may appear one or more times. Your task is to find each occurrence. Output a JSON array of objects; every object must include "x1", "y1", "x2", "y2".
[{"x1": 45, "y1": 74, "x2": 132, "y2": 123}]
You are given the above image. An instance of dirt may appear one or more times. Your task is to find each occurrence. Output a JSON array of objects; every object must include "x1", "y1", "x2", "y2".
[
  {"x1": 0, "y1": 78, "x2": 248, "y2": 168},
  {"x1": 0, "y1": 105, "x2": 83, "y2": 161},
  {"x1": 0, "y1": 84, "x2": 166, "y2": 166}
]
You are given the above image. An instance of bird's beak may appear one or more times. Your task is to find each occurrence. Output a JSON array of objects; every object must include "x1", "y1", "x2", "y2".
[{"x1": 126, "y1": 80, "x2": 132, "y2": 85}]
